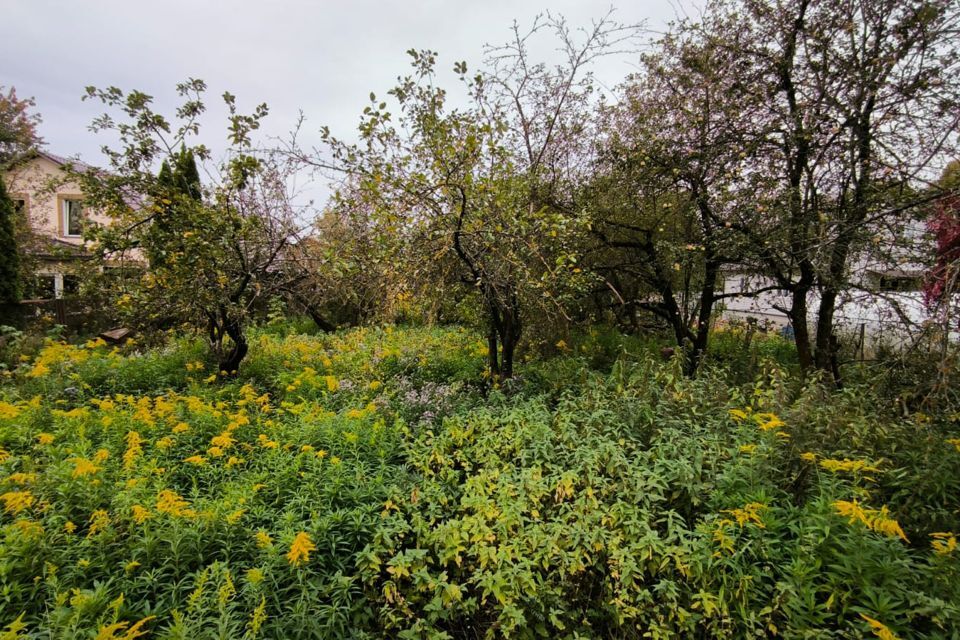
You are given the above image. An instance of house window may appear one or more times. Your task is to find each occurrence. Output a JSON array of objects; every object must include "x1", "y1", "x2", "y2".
[
  {"x1": 61, "y1": 198, "x2": 84, "y2": 237},
  {"x1": 26, "y1": 274, "x2": 57, "y2": 300},
  {"x1": 878, "y1": 275, "x2": 921, "y2": 292},
  {"x1": 63, "y1": 275, "x2": 81, "y2": 296},
  {"x1": 13, "y1": 198, "x2": 27, "y2": 216}
]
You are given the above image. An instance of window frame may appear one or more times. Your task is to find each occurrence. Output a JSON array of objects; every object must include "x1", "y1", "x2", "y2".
[{"x1": 59, "y1": 196, "x2": 84, "y2": 238}]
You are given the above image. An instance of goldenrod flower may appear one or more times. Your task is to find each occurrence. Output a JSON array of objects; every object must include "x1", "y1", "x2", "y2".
[
  {"x1": 131, "y1": 505, "x2": 152, "y2": 524},
  {"x1": 93, "y1": 616, "x2": 154, "y2": 640},
  {"x1": 70, "y1": 457, "x2": 100, "y2": 478},
  {"x1": 0, "y1": 401, "x2": 21, "y2": 420},
  {"x1": 931, "y1": 532, "x2": 957, "y2": 555},
  {"x1": 325, "y1": 376, "x2": 339, "y2": 392},
  {"x1": 860, "y1": 614, "x2": 900, "y2": 640},
  {"x1": 156, "y1": 490, "x2": 193, "y2": 518},
  {"x1": 1, "y1": 490, "x2": 35, "y2": 514},
  {"x1": 755, "y1": 412, "x2": 785, "y2": 431},
  {"x1": 87, "y1": 509, "x2": 110, "y2": 537},
  {"x1": 210, "y1": 431, "x2": 235, "y2": 449},
  {"x1": 254, "y1": 530, "x2": 273, "y2": 548},
  {"x1": 833, "y1": 500, "x2": 907, "y2": 542},
  {"x1": 286, "y1": 531, "x2": 315, "y2": 566},
  {"x1": 123, "y1": 431, "x2": 143, "y2": 470},
  {"x1": 820, "y1": 458, "x2": 879, "y2": 474},
  {"x1": 723, "y1": 502, "x2": 766, "y2": 528},
  {"x1": 36, "y1": 433, "x2": 55, "y2": 446}
]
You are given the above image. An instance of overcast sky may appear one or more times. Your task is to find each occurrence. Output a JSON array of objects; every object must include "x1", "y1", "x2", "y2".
[{"x1": 2, "y1": 1, "x2": 694, "y2": 204}]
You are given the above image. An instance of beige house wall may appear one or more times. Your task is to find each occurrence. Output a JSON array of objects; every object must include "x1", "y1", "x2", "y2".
[
  {"x1": 3, "y1": 153, "x2": 144, "y2": 300},
  {"x1": 4, "y1": 154, "x2": 113, "y2": 244}
]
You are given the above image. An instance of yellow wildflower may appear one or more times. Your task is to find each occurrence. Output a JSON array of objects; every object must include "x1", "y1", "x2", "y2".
[
  {"x1": 131, "y1": 505, "x2": 152, "y2": 524},
  {"x1": 286, "y1": 531, "x2": 315, "y2": 566},
  {"x1": 325, "y1": 376, "x2": 339, "y2": 392},
  {"x1": 246, "y1": 567, "x2": 264, "y2": 585},
  {"x1": 26, "y1": 362, "x2": 50, "y2": 378},
  {"x1": 87, "y1": 509, "x2": 110, "y2": 537},
  {"x1": 723, "y1": 502, "x2": 766, "y2": 528},
  {"x1": 860, "y1": 614, "x2": 900, "y2": 640},
  {"x1": 70, "y1": 458, "x2": 100, "y2": 478},
  {"x1": 254, "y1": 530, "x2": 273, "y2": 548},
  {"x1": 156, "y1": 490, "x2": 193, "y2": 518},
  {"x1": 931, "y1": 532, "x2": 957, "y2": 555},
  {"x1": 755, "y1": 412, "x2": 785, "y2": 431},
  {"x1": 833, "y1": 500, "x2": 907, "y2": 542},
  {"x1": 0, "y1": 401, "x2": 20, "y2": 420},
  {"x1": 36, "y1": 433, "x2": 55, "y2": 446},
  {"x1": 172, "y1": 422, "x2": 190, "y2": 434},
  {"x1": 249, "y1": 596, "x2": 267, "y2": 635},
  {"x1": 184, "y1": 456, "x2": 207, "y2": 466},
  {"x1": 93, "y1": 616, "x2": 154, "y2": 640},
  {"x1": 6, "y1": 472, "x2": 37, "y2": 485},
  {"x1": 64, "y1": 520, "x2": 77, "y2": 534},
  {"x1": 257, "y1": 434, "x2": 278, "y2": 449},
  {"x1": 93, "y1": 449, "x2": 110, "y2": 463},
  {"x1": 12, "y1": 519, "x2": 43, "y2": 540},
  {"x1": 1, "y1": 490, "x2": 34, "y2": 514},
  {"x1": 820, "y1": 458, "x2": 880, "y2": 474},
  {"x1": 800, "y1": 452, "x2": 817, "y2": 463},
  {"x1": 123, "y1": 432, "x2": 143, "y2": 470},
  {"x1": 210, "y1": 431, "x2": 235, "y2": 449},
  {"x1": 739, "y1": 444, "x2": 757, "y2": 455}
]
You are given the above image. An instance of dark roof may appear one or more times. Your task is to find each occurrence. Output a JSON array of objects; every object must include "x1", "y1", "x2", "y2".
[{"x1": 35, "y1": 150, "x2": 98, "y2": 174}]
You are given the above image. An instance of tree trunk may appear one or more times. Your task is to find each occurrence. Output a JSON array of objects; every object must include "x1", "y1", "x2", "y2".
[
  {"x1": 499, "y1": 302, "x2": 521, "y2": 380},
  {"x1": 789, "y1": 285, "x2": 814, "y2": 372},
  {"x1": 487, "y1": 323, "x2": 500, "y2": 379},
  {"x1": 684, "y1": 257, "x2": 720, "y2": 377},
  {"x1": 218, "y1": 314, "x2": 248, "y2": 374},
  {"x1": 814, "y1": 287, "x2": 838, "y2": 373}
]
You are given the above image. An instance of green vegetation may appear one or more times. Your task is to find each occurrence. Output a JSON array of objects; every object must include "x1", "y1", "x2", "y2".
[
  {"x1": 0, "y1": 176, "x2": 20, "y2": 305},
  {"x1": 0, "y1": 325, "x2": 957, "y2": 638}
]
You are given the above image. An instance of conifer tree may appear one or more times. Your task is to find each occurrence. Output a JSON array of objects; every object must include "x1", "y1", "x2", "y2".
[{"x1": 0, "y1": 175, "x2": 21, "y2": 305}]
